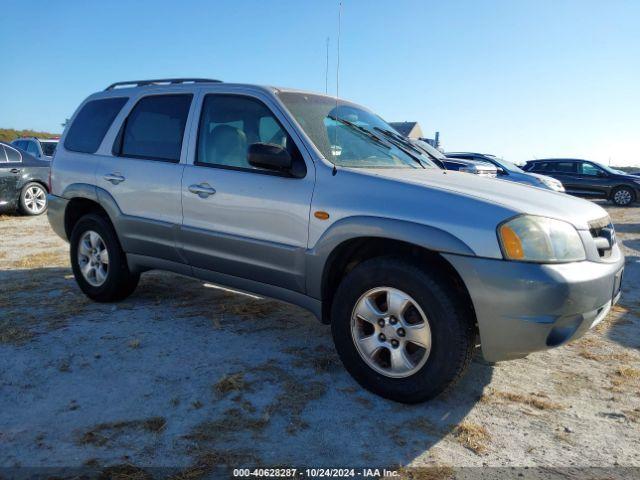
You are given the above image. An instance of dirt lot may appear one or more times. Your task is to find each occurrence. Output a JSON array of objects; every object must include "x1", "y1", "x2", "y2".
[{"x1": 0, "y1": 202, "x2": 639, "y2": 476}]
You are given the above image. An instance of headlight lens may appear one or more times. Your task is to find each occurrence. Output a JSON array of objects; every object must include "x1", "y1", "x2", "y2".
[
  {"x1": 498, "y1": 215, "x2": 586, "y2": 262},
  {"x1": 537, "y1": 177, "x2": 564, "y2": 191}
]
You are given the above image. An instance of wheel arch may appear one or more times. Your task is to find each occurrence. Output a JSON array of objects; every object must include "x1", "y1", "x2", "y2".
[
  {"x1": 609, "y1": 184, "x2": 637, "y2": 201},
  {"x1": 61, "y1": 184, "x2": 123, "y2": 240},
  {"x1": 308, "y1": 216, "x2": 477, "y2": 326}
]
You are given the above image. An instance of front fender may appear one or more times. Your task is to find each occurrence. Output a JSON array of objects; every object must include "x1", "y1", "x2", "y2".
[{"x1": 305, "y1": 215, "x2": 475, "y2": 299}]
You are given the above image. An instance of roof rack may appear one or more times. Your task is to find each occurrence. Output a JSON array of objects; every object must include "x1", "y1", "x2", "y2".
[{"x1": 105, "y1": 78, "x2": 222, "y2": 91}]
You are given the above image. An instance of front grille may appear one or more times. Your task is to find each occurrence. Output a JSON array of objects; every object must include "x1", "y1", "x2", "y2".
[{"x1": 588, "y1": 216, "x2": 615, "y2": 258}]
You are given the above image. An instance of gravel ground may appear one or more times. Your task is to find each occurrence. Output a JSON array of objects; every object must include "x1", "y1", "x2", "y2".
[{"x1": 0, "y1": 201, "x2": 638, "y2": 477}]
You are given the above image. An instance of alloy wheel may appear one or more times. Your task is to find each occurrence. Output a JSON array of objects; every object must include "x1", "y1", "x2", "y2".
[
  {"x1": 77, "y1": 230, "x2": 110, "y2": 287},
  {"x1": 351, "y1": 287, "x2": 432, "y2": 378},
  {"x1": 24, "y1": 185, "x2": 47, "y2": 214},
  {"x1": 614, "y1": 189, "x2": 632, "y2": 206}
]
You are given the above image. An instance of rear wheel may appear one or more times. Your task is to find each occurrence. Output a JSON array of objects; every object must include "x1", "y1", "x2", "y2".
[
  {"x1": 70, "y1": 213, "x2": 139, "y2": 302},
  {"x1": 331, "y1": 256, "x2": 474, "y2": 403},
  {"x1": 611, "y1": 186, "x2": 635, "y2": 206},
  {"x1": 19, "y1": 182, "x2": 47, "y2": 215}
]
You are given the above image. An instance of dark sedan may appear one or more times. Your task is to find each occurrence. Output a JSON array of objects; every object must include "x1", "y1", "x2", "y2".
[
  {"x1": 0, "y1": 141, "x2": 50, "y2": 215},
  {"x1": 524, "y1": 158, "x2": 640, "y2": 206}
]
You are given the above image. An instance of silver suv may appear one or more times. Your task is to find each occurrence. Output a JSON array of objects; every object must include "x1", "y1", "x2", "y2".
[{"x1": 48, "y1": 78, "x2": 624, "y2": 403}]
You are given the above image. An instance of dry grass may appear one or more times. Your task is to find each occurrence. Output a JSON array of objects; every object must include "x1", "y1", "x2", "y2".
[
  {"x1": 624, "y1": 408, "x2": 640, "y2": 423},
  {"x1": 452, "y1": 422, "x2": 491, "y2": 454},
  {"x1": 481, "y1": 389, "x2": 563, "y2": 410},
  {"x1": 78, "y1": 417, "x2": 166, "y2": 447},
  {"x1": 169, "y1": 450, "x2": 258, "y2": 480},
  {"x1": 10, "y1": 251, "x2": 67, "y2": 269},
  {"x1": 578, "y1": 349, "x2": 636, "y2": 362},
  {"x1": 97, "y1": 464, "x2": 153, "y2": 480},
  {"x1": 214, "y1": 373, "x2": 249, "y2": 396},
  {"x1": 397, "y1": 466, "x2": 455, "y2": 480},
  {"x1": 0, "y1": 320, "x2": 34, "y2": 344},
  {"x1": 616, "y1": 366, "x2": 640, "y2": 379},
  {"x1": 252, "y1": 361, "x2": 327, "y2": 434},
  {"x1": 186, "y1": 408, "x2": 269, "y2": 442},
  {"x1": 284, "y1": 345, "x2": 341, "y2": 373}
]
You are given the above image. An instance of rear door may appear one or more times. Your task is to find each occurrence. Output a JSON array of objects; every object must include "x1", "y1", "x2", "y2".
[
  {"x1": 180, "y1": 91, "x2": 315, "y2": 292},
  {"x1": 0, "y1": 145, "x2": 21, "y2": 207},
  {"x1": 544, "y1": 161, "x2": 581, "y2": 194},
  {"x1": 98, "y1": 93, "x2": 195, "y2": 263}
]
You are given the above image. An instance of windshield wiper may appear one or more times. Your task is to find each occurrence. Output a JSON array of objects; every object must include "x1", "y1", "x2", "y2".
[
  {"x1": 373, "y1": 128, "x2": 445, "y2": 169},
  {"x1": 327, "y1": 115, "x2": 394, "y2": 150}
]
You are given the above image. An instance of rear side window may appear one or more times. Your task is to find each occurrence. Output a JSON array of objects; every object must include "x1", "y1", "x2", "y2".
[
  {"x1": 4, "y1": 145, "x2": 22, "y2": 163},
  {"x1": 550, "y1": 162, "x2": 576, "y2": 173},
  {"x1": 529, "y1": 162, "x2": 547, "y2": 172},
  {"x1": 65, "y1": 97, "x2": 128, "y2": 153},
  {"x1": 117, "y1": 94, "x2": 192, "y2": 162},
  {"x1": 26, "y1": 141, "x2": 39, "y2": 156}
]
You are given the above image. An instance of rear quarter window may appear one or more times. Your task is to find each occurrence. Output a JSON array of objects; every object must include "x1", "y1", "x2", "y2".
[
  {"x1": 65, "y1": 97, "x2": 128, "y2": 153},
  {"x1": 4, "y1": 145, "x2": 22, "y2": 163},
  {"x1": 116, "y1": 94, "x2": 193, "y2": 162}
]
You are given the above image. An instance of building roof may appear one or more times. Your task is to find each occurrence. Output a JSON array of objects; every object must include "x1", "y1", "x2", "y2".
[{"x1": 389, "y1": 122, "x2": 420, "y2": 137}]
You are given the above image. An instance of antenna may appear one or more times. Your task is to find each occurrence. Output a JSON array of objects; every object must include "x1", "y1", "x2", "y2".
[
  {"x1": 325, "y1": 37, "x2": 330, "y2": 94},
  {"x1": 332, "y1": 0, "x2": 342, "y2": 175},
  {"x1": 336, "y1": 0, "x2": 341, "y2": 102}
]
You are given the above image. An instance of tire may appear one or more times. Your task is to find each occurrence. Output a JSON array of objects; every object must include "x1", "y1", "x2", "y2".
[
  {"x1": 19, "y1": 182, "x2": 48, "y2": 215},
  {"x1": 69, "y1": 213, "x2": 139, "y2": 302},
  {"x1": 331, "y1": 256, "x2": 474, "y2": 403},
  {"x1": 611, "y1": 186, "x2": 635, "y2": 206}
]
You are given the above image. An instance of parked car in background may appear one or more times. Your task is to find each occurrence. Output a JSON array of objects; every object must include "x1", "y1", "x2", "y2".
[
  {"x1": 48, "y1": 78, "x2": 623, "y2": 403},
  {"x1": 12, "y1": 137, "x2": 59, "y2": 160},
  {"x1": 409, "y1": 140, "x2": 498, "y2": 178},
  {"x1": 0, "y1": 141, "x2": 49, "y2": 215},
  {"x1": 440, "y1": 157, "x2": 497, "y2": 178},
  {"x1": 446, "y1": 152, "x2": 564, "y2": 192},
  {"x1": 524, "y1": 158, "x2": 640, "y2": 206}
]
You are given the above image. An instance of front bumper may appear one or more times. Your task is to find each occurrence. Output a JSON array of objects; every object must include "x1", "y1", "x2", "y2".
[{"x1": 443, "y1": 245, "x2": 624, "y2": 362}]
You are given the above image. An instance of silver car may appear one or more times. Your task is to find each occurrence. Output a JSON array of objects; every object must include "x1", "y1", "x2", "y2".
[
  {"x1": 47, "y1": 78, "x2": 624, "y2": 403},
  {"x1": 446, "y1": 152, "x2": 565, "y2": 192}
]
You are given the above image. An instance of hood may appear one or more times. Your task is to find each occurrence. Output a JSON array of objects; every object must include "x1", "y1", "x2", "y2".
[{"x1": 360, "y1": 168, "x2": 607, "y2": 230}]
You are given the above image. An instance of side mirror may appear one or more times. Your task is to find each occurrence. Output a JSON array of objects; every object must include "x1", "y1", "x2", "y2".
[
  {"x1": 497, "y1": 167, "x2": 507, "y2": 175},
  {"x1": 248, "y1": 143, "x2": 292, "y2": 172},
  {"x1": 597, "y1": 170, "x2": 608, "y2": 177}
]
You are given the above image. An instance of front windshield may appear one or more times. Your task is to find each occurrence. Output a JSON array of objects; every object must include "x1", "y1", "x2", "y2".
[
  {"x1": 597, "y1": 163, "x2": 622, "y2": 175},
  {"x1": 40, "y1": 141, "x2": 57, "y2": 156},
  {"x1": 414, "y1": 139, "x2": 447, "y2": 161},
  {"x1": 277, "y1": 91, "x2": 436, "y2": 169},
  {"x1": 489, "y1": 156, "x2": 524, "y2": 173}
]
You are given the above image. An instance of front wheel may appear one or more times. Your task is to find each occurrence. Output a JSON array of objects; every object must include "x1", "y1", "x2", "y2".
[
  {"x1": 611, "y1": 186, "x2": 635, "y2": 206},
  {"x1": 19, "y1": 182, "x2": 48, "y2": 215},
  {"x1": 331, "y1": 257, "x2": 475, "y2": 403},
  {"x1": 69, "y1": 213, "x2": 139, "y2": 302}
]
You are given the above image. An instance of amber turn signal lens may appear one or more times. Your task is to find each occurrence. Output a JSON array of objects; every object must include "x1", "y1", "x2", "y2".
[
  {"x1": 500, "y1": 224, "x2": 524, "y2": 259},
  {"x1": 314, "y1": 211, "x2": 330, "y2": 220}
]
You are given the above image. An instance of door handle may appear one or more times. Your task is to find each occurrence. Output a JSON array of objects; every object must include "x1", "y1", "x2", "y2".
[
  {"x1": 104, "y1": 173, "x2": 125, "y2": 185},
  {"x1": 10, "y1": 168, "x2": 21, "y2": 174},
  {"x1": 188, "y1": 183, "x2": 216, "y2": 198}
]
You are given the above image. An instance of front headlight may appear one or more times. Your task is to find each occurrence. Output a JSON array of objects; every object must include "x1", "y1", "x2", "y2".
[
  {"x1": 497, "y1": 215, "x2": 586, "y2": 262},
  {"x1": 537, "y1": 177, "x2": 564, "y2": 191}
]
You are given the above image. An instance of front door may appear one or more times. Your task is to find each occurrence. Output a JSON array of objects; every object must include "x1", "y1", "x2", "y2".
[
  {"x1": 97, "y1": 93, "x2": 194, "y2": 262},
  {"x1": 574, "y1": 162, "x2": 612, "y2": 198},
  {"x1": 180, "y1": 92, "x2": 315, "y2": 292}
]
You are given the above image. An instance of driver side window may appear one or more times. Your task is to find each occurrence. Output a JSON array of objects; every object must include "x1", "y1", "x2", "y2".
[
  {"x1": 196, "y1": 94, "x2": 298, "y2": 172},
  {"x1": 580, "y1": 163, "x2": 603, "y2": 176}
]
